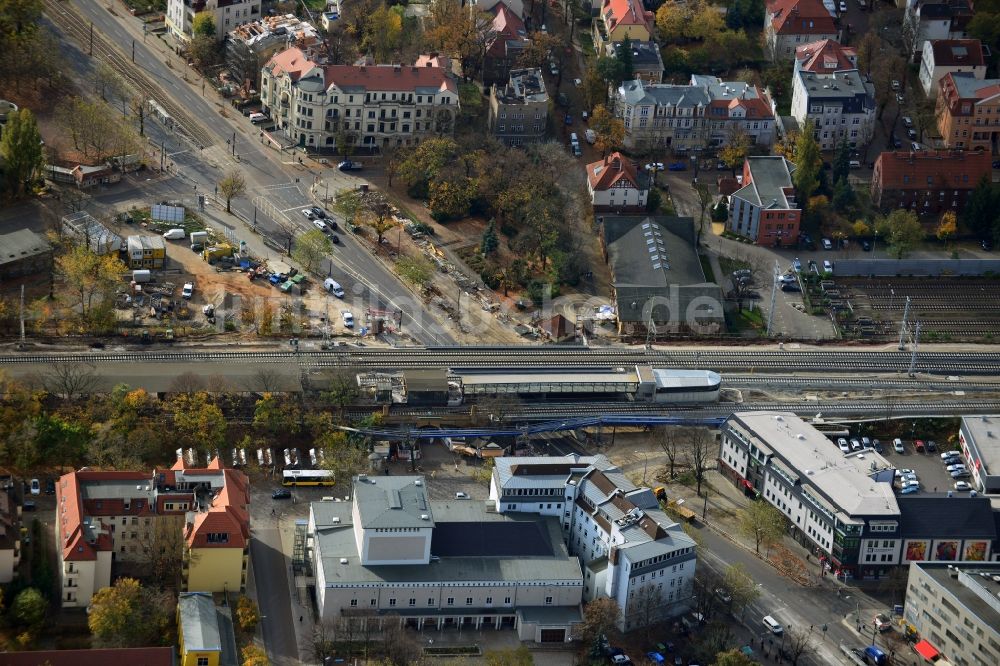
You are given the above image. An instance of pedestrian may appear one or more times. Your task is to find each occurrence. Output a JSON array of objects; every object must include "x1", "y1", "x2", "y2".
[
  {"x1": 271, "y1": 508, "x2": 275, "y2": 516},
  {"x1": 300, "y1": 615, "x2": 303, "y2": 622}
]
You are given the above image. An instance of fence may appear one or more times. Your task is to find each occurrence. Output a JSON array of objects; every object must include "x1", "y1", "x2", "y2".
[{"x1": 833, "y1": 259, "x2": 1000, "y2": 277}]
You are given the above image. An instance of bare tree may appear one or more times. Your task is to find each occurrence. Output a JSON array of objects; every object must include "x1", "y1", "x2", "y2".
[
  {"x1": 783, "y1": 626, "x2": 818, "y2": 665},
  {"x1": 380, "y1": 614, "x2": 421, "y2": 665},
  {"x1": 476, "y1": 393, "x2": 522, "y2": 427},
  {"x1": 43, "y1": 362, "x2": 100, "y2": 400},
  {"x1": 738, "y1": 501, "x2": 786, "y2": 555},
  {"x1": 628, "y1": 583, "x2": 664, "y2": 642},
  {"x1": 170, "y1": 371, "x2": 206, "y2": 394},
  {"x1": 137, "y1": 515, "x2": 186, "y2": 589},
  {"x1": 723, "y1": 563, "x2": 760, "y2": 620},
  {"x1": 657, "y1": 426, "x2": 684, "y2": 479},
  {"x1": 309, "y1": 621, "x2": 338, "y2": 664},
  {"x1": 677, "y1": 427, "x2": 715, "y2": 496},
  {"x1": 247, "y1": 366, "x2": 283, "y2": 393}
]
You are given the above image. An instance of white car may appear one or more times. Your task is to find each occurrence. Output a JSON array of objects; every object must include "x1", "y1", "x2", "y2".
[
  {"x1": 839, "y1": 0, "x2": 847, "y2": 10},
  {"x1": 941, "y1": 451, "x2": 961, "y2": 461},
  {"x1": 850, "y1": 438, "x2": 862, "y2": 451},
  {"x1": 893, "y1": 438, "x2": 905, "y2": 453},
  {"x1": 455, "y1": 492, "x2": 469, "y2": 499},
  {"x1": 573, "y1": 78, "x2": 582, "y2": 87},
  {"x1": 312, "y1": 220, "x2": 328, "y2": 232},
  {"x1": 302, "y1": 208, "x2": 316, "y2": 220},
  {"x1": 901, "y1": 479, "x2": 920, "y2": 488},
  {"x1": 823, "y1": 260, "x2": 833, "y2": 273},
  {"x1": 902, "y1": 116, "x2": 913, "y2": 128},
  {"x1": 891, "y1": 80, "x2": 901, "y2": 91},
  {"x1": 341, "y1": 310, "x2": 354, "y2": 328},
  {"x1": 954, "y1": 481, "x2": 973, "y2": 491},
  {"x1": 894, "y1": 468, "x2": 915, "y2": 478},
  {"x1": 30, "y1": 478, "x2": 40, "y2": 495},
  {"x1": 182, "y1": 283, "x2": 194, "y2": 299},
  {"x1": 821, "y1": 238, "x2": 833, "y2": 250}
]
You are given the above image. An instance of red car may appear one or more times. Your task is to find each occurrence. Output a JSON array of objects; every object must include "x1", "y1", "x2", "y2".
[{"x1": 914, "y1": 440, "x2": 926, "y2": 453}]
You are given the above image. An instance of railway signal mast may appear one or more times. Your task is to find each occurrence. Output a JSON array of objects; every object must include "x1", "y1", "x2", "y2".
[{"x1": 897, "y1": 296, "x2": 921, "y2": 375}]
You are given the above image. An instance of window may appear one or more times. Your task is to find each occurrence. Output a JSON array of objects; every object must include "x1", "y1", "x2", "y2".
[
  {"x1": 428, "y1": 598, "x2": 435, "y2": 606},
  {"x1": 545, "y1": 596, "x2": 553, "y2": 605},
  {"x1": 207, "y1": 532, "x2": 229, "y2": 544},
  {"x1": 350, "y1": 599, "x2": 358, "y2": 607},
  {"x1": 486, "y1": 596, "x2": 493, "y2": 605},
  {"x1": 408, "y1": 598, "x2": 416, "y2": 606},
  {"x1": 447, "y1": 597, "x2": 455, "y2": 606},
  {"x1": 198, "y1": 659, "x2": 210, "y2": 666},
  {"x1": 505, "y1": 596, "x2": 512, "y2": 604}
]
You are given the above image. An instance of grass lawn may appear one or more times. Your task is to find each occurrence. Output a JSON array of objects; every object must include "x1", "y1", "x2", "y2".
[
  {"x1": 699, "y1": 254, "x2": 716, "y2": 284},
  {"x1": 728, "y1": 306, "x2": 764, "y2": 335},
  {"x1": 718, "y1": 256, "x2": 752, "y2": 278}
]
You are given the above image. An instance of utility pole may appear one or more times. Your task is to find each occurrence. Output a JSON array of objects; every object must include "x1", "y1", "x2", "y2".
[
  {"x1": 18, "y1": 284, "x2": 25, "y2": 349},
  {"x1": 645, "y1": 314, "x2": 657, "y2": 349},
  {"x1": 160, "y1": 139, "x2": 165, "y2": 172},
  {"x1": 232, "y1": 132, "x2": 236, "y2": 156},
  {"x1": 132, "y1": 40, "x2": 135, "y2": 64},
  {"x1": 766, "y1": 259, "x2": 779, "y2": 336},
  {"x1": 898, "y1": 296, "x2": 911, "y2": 351},
  {"x1": 89, "y1": 22, "x2": 93, "y2": 56},
  {"x1": 908, "y1": 321, "x2": 921, "y2": 376}
]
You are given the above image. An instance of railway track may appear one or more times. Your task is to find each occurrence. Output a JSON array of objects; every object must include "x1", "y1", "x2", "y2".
[
  {"x1": 5, "y1": 347, "x2": 1000, "y2": 375},
  {"x1": 41, "y1": 0, "x2": 215, "y2": 149}
]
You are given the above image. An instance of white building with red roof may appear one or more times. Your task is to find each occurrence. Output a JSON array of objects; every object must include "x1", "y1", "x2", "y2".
[
  {"x1": 56, "y1": 457, "x2": 249, "y2": 607},
  {"x1": 765, "y1": 0, "x2": 838, "y2": 61},
  {"x1": 586, "y1": 152, "x2": 650, "y2": 212},
  {"x1": 612, "y1": 75, "x2": 775, "y2": 151},
  {"x1": 594, "y1": 0, "x2": 654, "y2": 50},
  {"x1": 260, "y1": 47, "x2": 459, "y2": 151},
  {"x1": 794, "y1": 39, "x2": 858, "y2": 74}
]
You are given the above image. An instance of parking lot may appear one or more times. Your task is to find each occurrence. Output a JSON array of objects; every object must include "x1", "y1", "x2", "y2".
[{"x1": 831, "y1": 429, "x2": 966, "y2": 494}]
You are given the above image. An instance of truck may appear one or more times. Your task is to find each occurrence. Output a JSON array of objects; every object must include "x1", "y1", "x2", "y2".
[
  {"x1": 667, "y1": 499, "x2": 697, "y2": 524},
  {"x1": 203, "y1": 243, "x2": 234, "y2": 263}
]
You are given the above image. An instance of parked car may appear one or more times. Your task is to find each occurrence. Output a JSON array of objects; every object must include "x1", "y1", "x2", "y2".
[
  {"x1": 565, "y1": 114, "x2": 573, "y2": 125},
  {"x1": 873, "y1": 439, "x2": 884, "y2": 453},
  {"x1": 338, "y1": 160, "x2": 363, "y2": 171},
  {"x1": 839, "y1": 0, "x2": 847, "y2": 10},
  {"x1": 331, "y1": 234, "x2": 340, "y2": 245},
  {"x1": 993, "y1": 160, "x2": 1000, "y2": 169},
  {"x1": 182, "y1": 283, "x2": 194, "y2": 299},
  {"x1": 982, "y1": 239, "x2": 994, "y2": 251},
  {"x1": 850, "y1": 439, "x2": 862, "y2": 451},
  {"x1": 838, "y1": 438, "x2": 850, "y2": 454},
  {"x1": 302, "y1": 208, "x2": 316, "y2": 220},
  {"x1": 896, "y1": 93, "x2": 905, "y2": 105},
  {"x1": 862, "y1": 437, "x2": 871, "y2": 448},
  {"x1": 926, "y1": 440, "x2": 937, "y2": 452},
  {"x1": 873, "y1": 614, "x2": 892, "y2": 632},
  {"x1": 781, "y1": 283, "x2": 801, "y2": 292},
  {"x1": 823, "y1": 260, "x2": 833, "y2": 272},
  {"x1": 946, "y1": 463, "x2": 967, "y2": 473},
  {"x1": 29, "y1": 478, "x2": 40, "y2": 495},
  {"x1": 249, "y1": 112, "x2": 268, "y2": 124},
  {"x1": 821, "y1": 237, "x2": 833, "y2": 250},
  {"x1": 893, "y1": 438, "x2": 905, "y2": 453},
  {"x1": 907, "y1": 128, "x2": 917, "y2": 139},
  {"x1": 902, "y1": 116, "x2": 913, "y2": 128},
  {"x1": 951, "y1": 469, "x2": 971, "y2": 479},
  {"x1": 894, "y1": 468, "x2": 915, "y2": 478},
  {"x1": 455, "y1": 492, "x2": 469, "y2": 499},
  {"x1": 954, "y1": 481, "x2": 973, "y2": 491},
  {"x1": 341, "y1": 310, "x2": 354, "y2": 328},
  {"x1": 312, "y1": 220, "x2": 328, "y2": 232},
  {"x1": 272, "y1": 488, "x2": 292, "y2": 499},
  {"x1": 45, "y1": 478, "x2": 55, "y2": 495},
  {"x1": 573, "y1": 78, "x2": 582, "y2": 87},
  {"x1": 310, "y1": 206, "x2": 327, "y2": 218},
  {"x1": 862, "y1": 240, "x2": 872, "y2": 251},
  {"x1": 715, "y1": 588, "x2": 733, "y2": 604},
  {"x1": 941, "y1": 451, "x2": 961, "y2": 461},
  {"x1": 23, "y1": 499, "x2": 36, "y2": 510},
  {"x1": 891, "y1": 80, "x2": 901, "y2": 91},
  {"x1": 914, "y1": 439, "x2": 925, "y2": 453}
]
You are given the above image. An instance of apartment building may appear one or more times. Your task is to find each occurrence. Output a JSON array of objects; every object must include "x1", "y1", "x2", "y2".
[
  {"x1": 488, "y1": 68, "x2": 549, "y2": 146},
  {"x1": 0, "y1": 490, "x2": 21, "y2": 584},
  {"x1": 727, "y1": 156, "x2": 800, "y2": 246},
  {"x1": 791, "y1": 69, "x2": 876, "y2": 150},
  {"x1": 919, "y1": 39, "x2": 988, "y2": 97},
  {"x1": 260, "y1": 47, "x2": 459, "y2": 151},
  {"x1": 612, "y1": 75, "x2": 774, "y2": 152},
  {"x1": 903, "y1": 562, "x2": 1000, "y2": 666},
  {"x1": 491, "y1": 455, "x2": 697, "y2": 631},
  {"x1": 870, "y1": 149, "x2": 993, "y2": 213},
  {"x1": 308, "y1": 475, "x2": 584, "y2": 643},
  {"x1": 56, "y1": 457, "x2": 249, "y2": 608},
  {"x1": 166, "y1": 0, "x2": 261, "y2": 42},
  {"x1": 935, "y1": 72, "x2": 1000, "y2": 153},
  {"x1": 593, "y1": 0, "x2": 654, "y2": 51},
  {"x1": 719, "y1": 412, "x2": 997, "y2": 579},
  {"x1": 765, "y1": 0, "x2": 838, "y2": 62},
  {"x1": 794, "y1": 39, "x2": 858, "y2": 74},
  {"x1": 606, "y1": 40, "x2": 664, "y2": 84},
  {"x1": 483, "y1": 3, "x2": 529, "y2": 87},
  {"x1": 225, "y1": 14, "x2": 320, "y2": 88},
  {"x1": 904, "y1": 0, "x2": 974, "y2": 61},
  {"x1": 585, "y1": 152, "x2": 649, "y2": 212}
]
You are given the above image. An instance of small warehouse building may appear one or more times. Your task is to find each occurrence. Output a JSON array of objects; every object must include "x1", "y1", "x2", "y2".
[
  {"x1": 600, "y1": 215, "x2": 723, "y2": 337},
  {"x1": 404, "y1": 369, "x2": 450, "y2": 406},
  {"x1": 0, "y1": 229, "x2": 51, "y2": 280},
  {"x1": 177, "y1": 591, "x2": 238, "y2": 666}
]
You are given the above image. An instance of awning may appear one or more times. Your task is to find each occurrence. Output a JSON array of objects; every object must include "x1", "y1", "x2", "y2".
[
  {"x1": 914, "y1": 639, "x2": 940, "y2": 661},
  {"x1": 741, "y1": 479, "x2": 753, "y2": 490}
]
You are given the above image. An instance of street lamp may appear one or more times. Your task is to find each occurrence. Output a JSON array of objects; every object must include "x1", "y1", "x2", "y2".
[{"x1": 634, "y1": 450, "x2": 649, "y2": 485}]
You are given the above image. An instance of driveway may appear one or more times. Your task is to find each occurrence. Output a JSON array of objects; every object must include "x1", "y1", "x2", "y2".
[{"x1": 664, "y1": 172, "x2": 839, "y2": 340}]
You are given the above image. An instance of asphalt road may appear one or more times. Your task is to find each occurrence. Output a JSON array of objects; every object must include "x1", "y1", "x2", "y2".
[
  {"x1": 63, "y1": 0, "x2": 454, "y2": 346},
  {"x1": 696, "y1": 526, "x2": 885, "y2": 665},
  {"x1": 251, "y1": 517, "x2": 300, "y2": 666}
]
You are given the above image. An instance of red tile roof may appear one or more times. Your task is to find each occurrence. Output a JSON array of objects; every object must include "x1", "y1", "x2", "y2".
[
  {"x1": 601, "y1": 0, "x2": 654, "y2": 31},
  {"x1": 768, "y1": 0, "x2": 836, "y2": 35},
  {"x1": 587, "y1": 152, "x2": 642, "y2": 192},
  {"x1": 0, "y1": 647, "x2": 175, "y2": 666},
  {"x1": 487, "y1": 3, "x2": 528, "y2": 59},
  {"x1": 873, "y1": 150, "x2": 992, "y2": 191},
  {"x1": 795, "y1": 39, "x2": 858, "y2": 72},
  {"x1": 928, "y1": 39, "x2": 987, "y2": 67},
  {"x1": 186, "y1": 467, "x2": 250, "y2": 549},
  {"x1": 266, "y1": 47, "x2": 458, "y2": 94}
]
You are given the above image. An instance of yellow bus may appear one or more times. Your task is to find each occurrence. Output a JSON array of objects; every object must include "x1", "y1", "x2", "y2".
[{"x1": 282, "y1": 469, "x2": 334, "y2": 486}]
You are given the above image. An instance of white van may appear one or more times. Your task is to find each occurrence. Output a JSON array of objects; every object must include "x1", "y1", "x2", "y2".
[
  {"x1": 163, "y1": 228, "x2": 186, "y2": 240},
  {"x1": 585, "y1": 129, "x2": 596, "y2": 144},
  {"x1": 763, "y1": 615, "x2": 784, "y2": 635},
  {"x1": 569, "y1": 132, "x2": 579, "y2": 145},
  {"x1": 324, "y1": 278, "x2": 345, "y2": 298},
  {"x1": 249, "y1": 112, "x2": 267, "y2": 124}
]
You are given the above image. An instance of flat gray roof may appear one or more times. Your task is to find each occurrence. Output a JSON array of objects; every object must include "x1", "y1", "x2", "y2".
[
  {"x1": 728, "y1": 412, "x2": 899, "y2": 519},
  {"x1": 314, "y1": 501, "x2": 582, "y2": 587},
  {"x1": 0, "y1": 229, "x2": 50, "y2": 266},
  {"x1": 917, "y1": 563, "x2": 1000, "y2": 639},
  {"x1": 353, "y1": 475, "x2": 434, "y2": 529}
]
